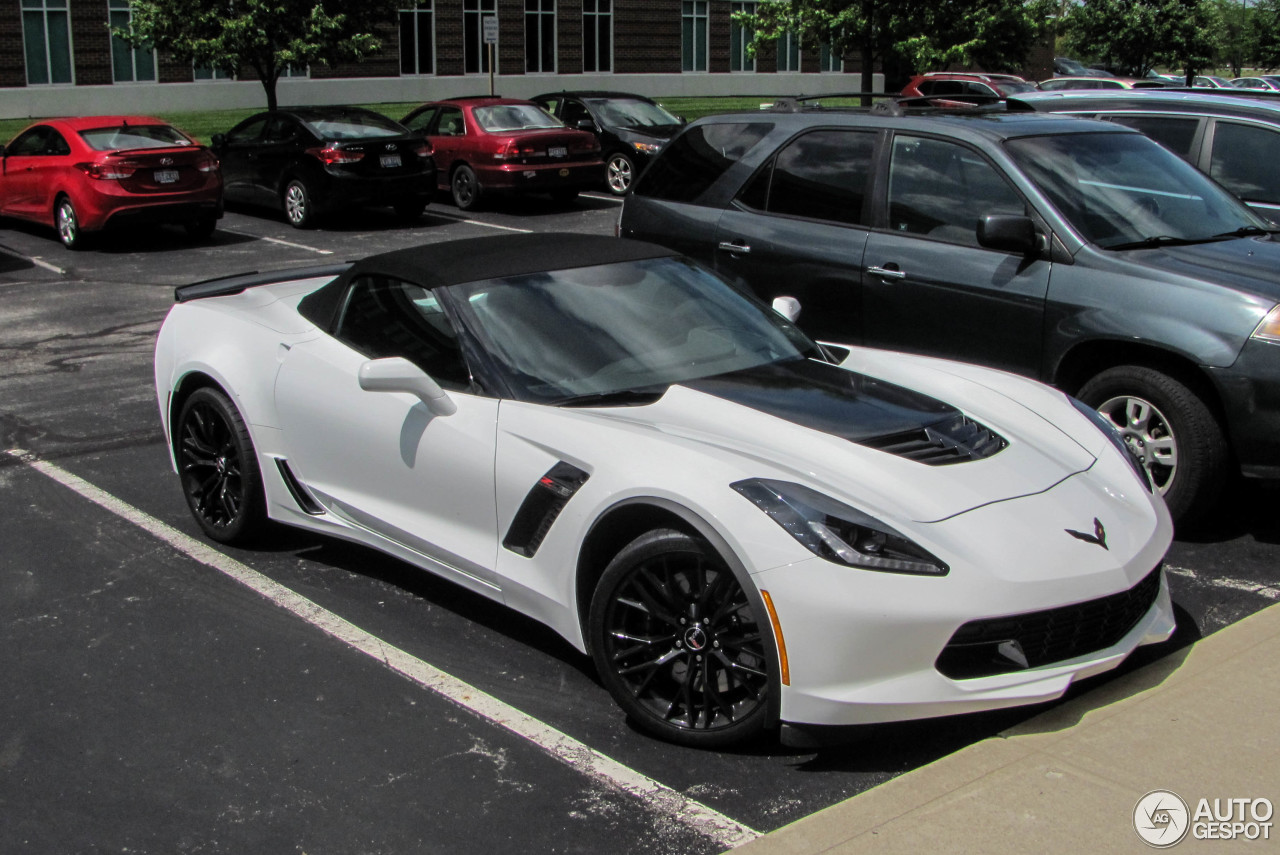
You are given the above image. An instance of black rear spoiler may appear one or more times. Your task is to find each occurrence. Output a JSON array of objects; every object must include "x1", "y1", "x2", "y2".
[{"x1": 175, "y1": 262, "x2": 352, "y2": 303}]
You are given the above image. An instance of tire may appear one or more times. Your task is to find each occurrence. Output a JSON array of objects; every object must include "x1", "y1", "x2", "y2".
[
  {"x1": 176, "y1": 387, "x2": 266, "y2": 545},
  {"x1": 451, "y1": 165, "x2": 482, "y2": 211},
  {"x1": 55, "y1": 196, "x2": 85, "y2": 250},
  {"x1": 605, "y1": 152, "x2": 635, "y2": 195},
  {"x1": 1078, "y1": 365, "x2": 1228, "y2": 524},
  {"x1": 393, "y1": 198, "x2": 426, "y2": 221},
  {"x1": 588, "y1": 528, "x2": 771, "y2": 747},
  {"x1": 185, "y1": 215, "x2": 218, "y2": 240},
  {"x1": 282, "y1": 177, "x2": 316, "y2": 228}
]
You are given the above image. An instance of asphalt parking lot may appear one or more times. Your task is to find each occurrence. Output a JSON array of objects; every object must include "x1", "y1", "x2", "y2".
[{"x1": 3, "y1": 195, "x2": 1279, "y2": 854}]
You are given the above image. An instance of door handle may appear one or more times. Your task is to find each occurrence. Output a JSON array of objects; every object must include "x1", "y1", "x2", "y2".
[
  {"x1": 867, "y1": 264, "x2": 906, "y2": 281},
  {"x1": 718, "y1": 240, "x2": 751, "y2": 254}
]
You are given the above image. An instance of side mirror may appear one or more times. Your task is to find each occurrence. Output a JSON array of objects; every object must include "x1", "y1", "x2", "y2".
[
  {"x1": 977, "y1": 215, "x2": 1038, "y2": 255},
  {"x1": 772, "y1": 296, "x2": 801, "y2": 323},
  {"x1": 358, "y1": 357, "x2": 457, "y2": 417},
  {"x1": 576, "y1": 119, "x2": 597, "y2": 132},
  {"x1": 211, "y1": 133, "x2": 226, "y2": 149}
]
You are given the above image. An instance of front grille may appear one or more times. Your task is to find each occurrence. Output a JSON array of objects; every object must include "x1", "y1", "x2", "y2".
[
  {"x1": 860, "y1": 414, "x2": 1006, "y2": 465},
  {"x1": 935, "y1": 565, "x2": 1163, "y2": 680}
]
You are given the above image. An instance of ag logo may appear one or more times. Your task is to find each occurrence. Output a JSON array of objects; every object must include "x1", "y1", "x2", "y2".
[{"x1": 1134, "y1": 790, "x2": 1190, "y2": 847}]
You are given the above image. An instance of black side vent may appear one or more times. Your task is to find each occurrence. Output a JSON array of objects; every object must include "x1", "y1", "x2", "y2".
[
  {"x1": 503, "y1": 462, "x2": 590, "y2": 558},
  {"x1": 275, "y1": 459, "x2": 325, "y2": 515},
  {"x1": 859, "y1": 414, "x2": 1006, "y2": 465}
]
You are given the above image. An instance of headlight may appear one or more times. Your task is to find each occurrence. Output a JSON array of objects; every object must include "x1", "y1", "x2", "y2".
[
  {"x1": 631, "y1": 141, "x2": 662, "y2": 154},
  {"x1": 1070, "y1": 397, "x2": 1155, "y2": 492},
  {"x1": 1252, "y1": 304, "x2": 1280, "y2": 344},
  {"x1": 732, "y1": 479, "x2": 949, "y2": 576}
]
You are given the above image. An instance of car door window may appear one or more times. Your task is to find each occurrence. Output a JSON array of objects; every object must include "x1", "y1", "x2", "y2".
[
  {"x1": 433, "y1": 107, "x2": 465, "y2": 137},
  {"x1": 5, "y1": 127, "x2": 53, "y2": 156},
  {"x1": 738, "y1": 129, "x2": 874, "y2": 227},
  {"x1": 336, "y1": 275, "x2": 474, "y2": 391},
  {"x1": 402, "y1": 107, "x2": 437, "y2": 134},
  {"x1": 633, "y1": 122, "x2": 774, "y2": 203},
  {"x1": 1209, "y1": 121, "x2": 1280, "y2": 207},
  {"x1": 227, "y1": 117, "x2": 267, "y2": 144},
  {"x1": 264, "y1": 115, "x2": 299, "y2": 143},
  {"x1": 1105, "y1": 115, "x2": 1200, "y2": 159},
  {"x1": 887, "y1": 135, "x2": 1026, "y2": 246},
  {"x1": 561, "y1": 100, "x2": 592, "y2": 128}
]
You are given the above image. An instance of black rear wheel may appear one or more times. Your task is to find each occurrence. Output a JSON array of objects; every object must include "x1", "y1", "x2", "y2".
[
  {"x1": 176, "y1": 387, "x2": 266, "y2": 545},
  {"x1": 589, "y1": 529, "x2": 771, "y2": 747}
]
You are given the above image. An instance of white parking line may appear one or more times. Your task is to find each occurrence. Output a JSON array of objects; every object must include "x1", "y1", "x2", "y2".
[
  {"x1": 222, "y1": 230, "x2": 334, "y2": 255},
  {"x1": 424, "y1": 211, "x2": 533, "y2": 233},
  {"x1": 28, "y1": 256, "x2": 66, "y2": 274},
  {"x1": 6, "y1": 447, "x2": 762, "y2": 850}
]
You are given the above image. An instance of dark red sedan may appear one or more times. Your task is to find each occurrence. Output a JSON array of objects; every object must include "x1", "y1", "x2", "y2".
[
  {"x1": 0, "y1": 116, "x2": 222, "y2": 249},
  {"x1": 401, "y1": 97, "x2": 603, "y2": 210}
]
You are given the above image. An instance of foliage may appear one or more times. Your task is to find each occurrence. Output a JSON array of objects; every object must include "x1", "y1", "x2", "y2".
[
  {"x1": 1062, "y1": 0, "x2": 1222, "y2": 78},
  {"x1": 114, "y1": 0, "x2": 398, "y2": 111},
  {"x1": 1214, "y1": 0, "x2": 1255, "y2": 78},
  {"x1": 734, "y1": 0, "x2": 1055, "y2": 94},
  {"x1": 1256, "y1": 0, "x2": 1280, "y2": 70}
]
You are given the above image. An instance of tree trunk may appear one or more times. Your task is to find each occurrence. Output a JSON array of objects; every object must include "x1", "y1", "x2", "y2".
[{"x1": 861, "y1": 46, "x2": 876, "y2": 107}]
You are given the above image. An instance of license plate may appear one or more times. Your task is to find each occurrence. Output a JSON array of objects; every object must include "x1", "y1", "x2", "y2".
[
  {"x1": 154, "y1": 169, "x2": 179, "y2": 184},
  {"x1": 380, "y1": 154, "x2": 402, "y2": 168},
  {"x1": 548, "y1": 146, "x2": 567, "y2": 158}
]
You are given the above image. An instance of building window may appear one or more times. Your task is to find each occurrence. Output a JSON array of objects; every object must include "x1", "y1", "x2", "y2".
[
  {"x1": 583, "y1": 0, "x2": 611, "y2": 73},
  {"x1": 777, "y1": 30, "x2": 800, "y2": 72},
  {"x1": 819, "y1": 43, "x2": 842, "y2": 73},
  {"x1": 22, "y1": 0, "x2": 73, "y2": 85},
  {"x1": 525, "y1": 0, "x2": 555, "y2": 73},
  {"x1": 108, "y1": 0, "x2": 155, "y2": 83},
  {"x1": 730, "y1": 2, "x2": 755, "y2": 73},
  {"x1": 682, "y1": 0, "x2": 707, "y2": 72},
  {"x1": 464, "y1": 0, "x2": 497, "y2": 74},
  {"x1": 400, "y1": 1, "x2": 435, "y2": 75},
  {"x1": 194, "y1": 64, "x2": 233, "y2": 80}
]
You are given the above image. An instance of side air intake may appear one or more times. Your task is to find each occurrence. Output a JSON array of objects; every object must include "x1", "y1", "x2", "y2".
[
  {"x1": 503, "y1": 462, "x2": 590, "y2": 558},
  {"x1": 859, "y1": 414, "x2": 1006, "y2": 465}
]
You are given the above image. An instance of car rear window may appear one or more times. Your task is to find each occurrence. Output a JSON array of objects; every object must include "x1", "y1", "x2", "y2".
[
  {"x1": 303, "y1": 113, "x2": 406, "y2": 140},
  {"x1": 79, "y1": 124, "x2": 192, "y2": 151},
  {"x1": 633, "y1": 122, "x2": 774, "y2": 203}
]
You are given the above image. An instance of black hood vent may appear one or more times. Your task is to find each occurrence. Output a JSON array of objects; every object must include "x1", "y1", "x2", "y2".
[{"x1": 860, "y1": 414, "x2": 1006, "y2": 465}]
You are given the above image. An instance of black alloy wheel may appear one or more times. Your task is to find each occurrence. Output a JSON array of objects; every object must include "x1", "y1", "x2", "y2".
[
  {"x1": 589, "y1": 528, "x2": 771, "y2": 747},
  {"x1": 176, "y1": 387, "x2": 265, "y2": 545},
  {"x1": 451, "y1": 164, "x2": 482, "y2": 211}
]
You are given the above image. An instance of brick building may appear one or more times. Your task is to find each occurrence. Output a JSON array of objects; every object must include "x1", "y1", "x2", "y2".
[{"x1": 1, "y1": 1, "x2": 889, "y2": 119}]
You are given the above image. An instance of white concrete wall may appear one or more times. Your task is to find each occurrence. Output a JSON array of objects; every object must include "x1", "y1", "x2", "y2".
[{"x1": 0, "y1": 72, "x2": 884, "y2": 119}]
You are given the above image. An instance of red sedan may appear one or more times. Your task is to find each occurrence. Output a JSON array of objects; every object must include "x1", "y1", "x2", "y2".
[
  {"x1": 401, "y1": 97, "x2": 603, "y2": 210},
  {"x1": 0, "y1": 115, "x2": 222, "y2": 249}
]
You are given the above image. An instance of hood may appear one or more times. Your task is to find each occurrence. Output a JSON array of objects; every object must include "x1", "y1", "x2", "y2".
[
  {"x1": 580, "y1": 359, "x2": 1098, "y2": 524},
  {"x1": 1109, "y1": 236, "x2": 1280, "y2": 303},
  {"x1": 613, "y1": 125, "x2": 680, "y2": 144}
]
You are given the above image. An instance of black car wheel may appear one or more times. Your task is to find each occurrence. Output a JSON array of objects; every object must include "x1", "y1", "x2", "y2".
[
  {"x1": 283, "y1": 177, "x2": 316, "y2": 228},
  {"x1": 1079, "y1": 365, "x2": 1228, "y2": 523},
  {"x1": 176, "y1": 387, "x2": 266, "y2": 545},
  {"x1": 55, "y1": 196, "x2": 84, "y2": 250},
  {"x1": 589, "y1": 528, "x2": 771, "y2": 747},
  {"x1": 451, "y1": 165, "x2": 482, "y2": 211},
  {"x1": 606, "y1": 152, "x2": 635, "y2": 195}
]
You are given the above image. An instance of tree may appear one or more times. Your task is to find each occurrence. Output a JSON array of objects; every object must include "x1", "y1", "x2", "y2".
[
  {"x1": 735, "y1": 0, "x2": 1055, "y2": 99},
  {"x1": 115, "y1": 0, "x2": 397, "y2": 111},
  {"x1": 1255, "y1": 0, "x2": 1280, "y2": 70},
  {"x1": 1215, "y1": 0, "x2": 1256, "y2": 78},
  {"x1": 1062, "y1": 0, "x2": 1221, "y2": 79}
]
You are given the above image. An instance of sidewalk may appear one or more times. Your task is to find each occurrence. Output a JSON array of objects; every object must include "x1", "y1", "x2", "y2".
[{"x1": 735, "y1": 601, "x2": 1280, "y2": 854}]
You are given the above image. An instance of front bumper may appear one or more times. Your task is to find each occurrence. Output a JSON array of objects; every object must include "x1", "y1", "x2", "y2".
[{"x1": 1209, "y1": 338, "x2": 1280, "y2": 479}]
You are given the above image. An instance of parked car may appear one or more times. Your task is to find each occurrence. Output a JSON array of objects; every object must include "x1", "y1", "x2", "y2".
[
  {"x1": 901, "y1": 72, "x2": 1038, "y2": 99},
  {"x1": 619, "y1": 102, "x2": 1280, "y2": 524},
  {"x1": 1194, "y1": 76, "x2": 1234, "y2": 88},
  {"x1": 155, "y1": 232, "x2": 1174, "y2": 747},
  {"x1": 1054, "y1": 57, "x2": 1108, "y2": 78},
  {"x1": 0, "y1": 115, "x2": 222, "y2": 249},
  {"x1": 1008, "y1": 89, "x2": 1280, "y2": 221},
  {"x1": 211, "y1": 106, "x2": 434, "y2": 229},
  {"x1": 400, "y1": 97, "x2": 603, "y2": 210},
  {"x1": 532, "y1": 90, "x2": 682, "y2": 195},
  {"x1": 1038, "y1": 77, "x2": 1174, "y2": 91},
  {"x1": 1232, "y1": 76, "x2": 1280, "y2": 90}
]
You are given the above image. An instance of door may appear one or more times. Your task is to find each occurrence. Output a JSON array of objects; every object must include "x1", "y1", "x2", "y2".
[
  {"x1": 0, "y1": 126, "x2": 68, "y2": 219},
  {"x1": 405, "y1": 105, "x2": 464, "y2": 190},
  {"x1": 216, "y1": 115, "x2": 269, "y2": 202},
  {"x1": 712, "y1": 128, "x2": 875, "y2": 341},
  {"x1": 275, "y1": 274, "x2": 502, "y2": 595},
  {"x1": 861, "y1": 133, "x2": 1052, "y2": 374},
  {"x1": 254, "y1": 114, "x2": 305, "y2": 199}
]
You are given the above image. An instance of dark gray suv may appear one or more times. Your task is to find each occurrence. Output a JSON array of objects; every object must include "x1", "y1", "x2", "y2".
[{"x1": 619, "y1": 103, "x2": 1280, "y2": 524}]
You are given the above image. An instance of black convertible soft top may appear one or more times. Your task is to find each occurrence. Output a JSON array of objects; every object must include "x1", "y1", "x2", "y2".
[{"x1": 297, "y1": 232, "x2": 679, "y2": 332}]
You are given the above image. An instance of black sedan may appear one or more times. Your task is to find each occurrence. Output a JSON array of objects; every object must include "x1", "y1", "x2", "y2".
[
  {"x1": 532, "y1": 91, "x2": 682, "y2": 195},
  {"x1": 211, "y1": 107, "x2": 435, "y2": 228}
]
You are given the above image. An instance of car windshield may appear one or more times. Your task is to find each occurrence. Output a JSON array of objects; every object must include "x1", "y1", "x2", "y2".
[
  {"x1": 1005, "y1": 132, "x2": 1270, "y2": 249},
  {"x1": 473, "y1": 104, "x2": 562, "y2": 132},
  {"x1": 1057, "y1": 58, "x2": 1089, "y2": 74},
  {"x1": 79, "y1": 124, "x2": 192, "y2": 151},
  {"x1": 586, "y1": 98, "x2": 680, "y2": 129},
  {"x1": 303, "y1": 113, "x2": 405, "y2": 140},
  {"x1": 446, "y1": 256, "x2": 824, "y2": 404}
]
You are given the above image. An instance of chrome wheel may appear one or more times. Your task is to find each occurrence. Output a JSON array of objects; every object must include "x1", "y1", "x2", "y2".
[
  {"x1": 56, "y1": 198, "x2": 81, "y2": 249},
  {"x1": 1096, "y1": 394, "x2": 1178, "y2": 495},
  {"x1": 606, "y1": 152, "x2": 634, "y2": 195},
  {"x1": 590, "y1": 529, "x2": 771, "y2": 746},
  {"x1": 283, "y1": 179, "x2": 313, "y2": 228}
]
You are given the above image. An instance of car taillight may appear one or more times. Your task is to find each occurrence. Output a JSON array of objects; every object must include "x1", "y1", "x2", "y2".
[
  {"x1": 493, "y1": 141, "x2": 538, "y2": 161},
  {"x1": 195, "y1": 151, "x2": 219, "y2": 173},
  {"x1": 76, "y1": 161, "x2": 136, "y2": 180},
  {"x1": 413, "y1": 141, "x2": 433, "y2": 159},
  {"x1": 307, "y1": 146, "x2": 364, "y2": 165}
]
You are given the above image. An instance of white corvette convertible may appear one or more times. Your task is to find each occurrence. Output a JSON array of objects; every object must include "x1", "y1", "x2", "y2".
[{"x1": 155, "y1": 233, "x2": 1175, "y2": 747}]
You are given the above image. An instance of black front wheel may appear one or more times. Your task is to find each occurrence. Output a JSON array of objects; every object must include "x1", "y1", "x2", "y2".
[
  {"x1": 589, "y1": 529, "x2": 771, "y2": 747},
  {"x1": 176, "y1": 387, "x2": 266, "y2": 545}
]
